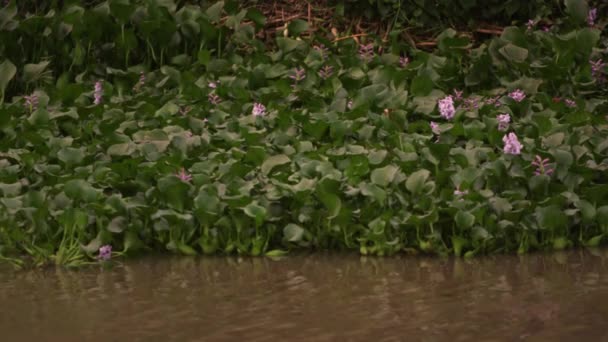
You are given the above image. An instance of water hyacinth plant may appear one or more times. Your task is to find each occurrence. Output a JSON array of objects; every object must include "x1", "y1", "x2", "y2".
[
  {"x1": 503, "y1": 133, "x2": 523, "y2": 155},
  {"x1": 438, "y1": 96, "x2": 456, "y2": 120},
  {"x1": 0, "y1": 0, "x2": 608, "y2": 266},
  {"x1": 497, "y1": 114, "x2": 511, "y2": 131},
  {"x1": 509, "y1": 89, "x2": 526, "y2": 102},
  {"x1": 358, "y1": 43, "x2": 375, "y2": 63},
  {"x1": 252, "y1": 103, "x2": 266, "y2": 116},
  {"x1": 93, "y1": 81, "x2": 103, "y2": 105},
  {"x1": 98, "y1": 245, "x2": 112, "y2": 261},
  {"x1": 532, "y1": 156, "x2": 554, "y2": 176}
]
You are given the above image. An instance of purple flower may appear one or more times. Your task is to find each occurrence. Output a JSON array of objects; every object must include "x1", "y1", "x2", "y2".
[
  {"x1": 176, "y1": 168, "x2": 192, "y2": 182},
  {"x1": 133, "y1": 72, "x2": 146, "y2": 91},
  {"x1": 438, "y1": 95, "x2": 456, "y2": 120},
  {"x1": 313, "y1": 44, "x2": 329, "y2": 60},
  {"x1": 289, "y1": 67, "x2": 306, "y2": 83},
  {"x1": 503, "y1": 132, "x2": 523, "y2": 155},
  {"x1": 564, "y1": 99, "x2": 576, "y2": 108},
  {"x1": 93, "y1": 81, "x2": 103, "y2": 105},
  {"x1": 453, "y1": 89, "x2": 463, "y2": 100},
  {"x1": 252, "y1": 103, "x2": 266, "y2": 116},
  {"x1": 497, "y1": 113, "x2": 510, "y2": 131},
  {"x1": 359, "y1": 44, "x2": 375, "y2": 63},
  {"x1": 526, "y1": 19, "x2": 536, "y2": 31},
  {"x1": 454, "y1": 186, "x2": 468, "y2": 197},
  {"x1": 588, "y1": 8, "x2": 597, "y2": 26},
  {"x1": 399, "y1": 56, "x2": 410, "y2": 68},
  {"x1": 509, "y1": 89, "x2": 526, "y2": 102},
  {"x1": 185, "y1": 131, "x2": 193, "y2": 138},
  {"x1": 430, "y1": 121, "x2": 441, "y2": 136},
  {"x1": 531, "y1": 155, "x2": 554, "y2": 176},
  {"x1": 462, "y1": 97, "x2": 479, "y2": 110},
  {"x1": 347, "y1": 100, "x2": 353, "y2": 110},
  {"x1": 208, "y1": 93, "x2": 221, "y2": 105},
  {"x1": 208, "y1": 81, "x2": 219, "y2": 89},
  {"x1": 590, "y1": 59, "x2": 605, "y2": 81},
  {"x1": 542, "y1": 26, "x2": 551, "y2": 32},
  {"x1": 98, "y1": 245, "x2": 112, "y2": 261},
  {"x1": 318, "y1": 65, "x2": 333, "y2": 79},
  {"x1": 485, "y1": 95, "x2": 502, "y2": 107},
  {"x1": 23, "y1": 93, "x2": 38, "y2": 112}
]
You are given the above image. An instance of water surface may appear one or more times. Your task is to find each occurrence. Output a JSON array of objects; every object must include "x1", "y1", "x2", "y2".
[{"x1": 2, "y1": 251, "x2": 608, "y2": 341}]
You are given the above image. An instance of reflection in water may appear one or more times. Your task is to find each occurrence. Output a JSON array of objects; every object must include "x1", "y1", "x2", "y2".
[{"x1": 2, "y1": 251, "x2": 608, "y2": 341}]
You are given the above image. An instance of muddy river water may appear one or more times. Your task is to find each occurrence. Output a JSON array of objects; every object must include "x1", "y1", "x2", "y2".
[{"x1": 2, "y1": 251, "x2": 608, "y2": 341}]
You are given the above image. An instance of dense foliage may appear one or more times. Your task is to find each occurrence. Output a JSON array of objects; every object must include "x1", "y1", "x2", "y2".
[{"x1": 0, "y1": 0, "x2": 607, "y2": 267}]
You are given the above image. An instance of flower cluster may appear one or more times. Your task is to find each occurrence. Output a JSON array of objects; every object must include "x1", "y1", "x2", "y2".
[
  {"x1": 133, "y1": 72, "x2": 145, "y2": 91},
  {"x1": 453, "y1": 89, "x2": 463, "y2": 100},
  {"x1": 454, "y1": 186, "x2": 468, "y2": 197},
  {"x1": 93, "y1": 81, "x2": 103, "y2": 105},
  {"x1": 564, "y1": 99, "x2": 576, "y2": 108},
  {"x1": 98, "y1": 245, "x2": 112, "y2": 261},
  {"x1": 590, "y1": 59, "x2": 605, "y2": 82},
  {"x1": 208, "y1": 93, "x2": 221, "y2": 105},
  {"x1": 358, "y1": 44, "x2": 375, "y2": 63},
  {"x1": 176, "y1": 168, "x2": 192, "y2": 182},
  {"x1": 438, "y1": 95, "x2": 455, "y2": 120},
  {"x1": 290, "y1": 67, "x2": 306, "y2": 82},
  {"x1": 485, "y1": 95, "x2": 502, "y2": 107},
  {"x1": 461, "y1": 97, "x2": 479, "y2": 111},
  {"x1": 503, "y1": 132, "x2": 523, "y2": 155},
  {"x1": 313, "y1": 44, "x2": 328, "y2": 60},
  {"x1": 526, "y1": 19, "x2": 536, "y2": 31},
  {"x1": 399, "y1": 56, "x2": 409, "y2": 68},
  {"x1": 588, "y1": 8, "x2": 597, "y2": 27},
  {"x1": 531, "y1": 155, "x2": 554, "y2": 176},
  {"x1": 252, "y1": 103, "x2": 266, "y2": 117},
  {"x1": 318, "y1": 65, "x2": 333, "y2": 79},
  {"x1": 497, "y1": 113, "x2": 510, "y2": 131},
  {"x1": 509, "y1": 89, "x2": 526, "y2": 102},
  {"x1": 23, "y1": 93, "x2": 38, "y2": 112}
]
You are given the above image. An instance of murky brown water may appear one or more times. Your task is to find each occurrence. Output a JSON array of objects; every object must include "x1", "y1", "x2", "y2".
[{"x1": 2, "y1": 251, "x2": 608, "y2": 341}]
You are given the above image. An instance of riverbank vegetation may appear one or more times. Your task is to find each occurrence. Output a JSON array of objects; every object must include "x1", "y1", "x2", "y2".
[{"x1": 0, "y1": 0, "x2": 607, "y2": 267}]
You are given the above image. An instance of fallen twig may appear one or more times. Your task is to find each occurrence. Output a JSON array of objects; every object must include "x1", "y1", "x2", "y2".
[{"x1": 332, "y1": 33, "x2": 368, "y2": 42}]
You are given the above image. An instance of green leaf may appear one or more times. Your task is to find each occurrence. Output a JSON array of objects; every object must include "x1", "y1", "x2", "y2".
[
  {"x1": 499, "y1": 44, "x2": 528, "y2": 63},
  {"x1": 370, "y1": 165, "x2": 398, "y2": 187},
  {"x1": 576, "y1": 200, "x2": 596, "y2": 223},
  {"x1": 283, "y1": 223, "x2": 305, "y2": 242},
  {"x1": 359, "y1": 182, "x2": 387, "y2": 203},
  {"x1": 107, "y1": 216, "x2": 126, "y2": 233},
  {"x1": 261, "y1": 154, "x2": 290, "y2": 175},
  {"x1": 411, "y1": 74, "x2": 434, "y2": 96},
  {"x1": 287, "y1": 19, "x2": 308, "y2": 35},
  {"x1": 0, "y1": 59, "x2": 16, "y2": 103},
  {"x1": 277, "y1": 37, "x2": 302, "y2": 53},
  {"x1": 536, "y1": 205, "x2": 567, "y2": 230},
  {"x1": 64, "y1": 179, "x2": 98, "y2": 203},
  {"x1": 107, "y1": 143, "x2": 135, "y2": 156},
  {"x1": 57, "y1": 147, "x2": 85, "y2": 165},
  {"x1": 318, "y1": 191, "x2": 341, "y2": 220},
  {"x1": 368, "y1": 150, "x2": 387, "y2": 165},
  {"x1": 23, "y1": 61, "x2": 50, "y2": 83},
  {"x1": 243, "y1": 202, "x2": 267, "y2": 227},
  {"x1": 405, "y1": 169, "x2": 431, "y2": 195},
  {"x1": 455, "y1": 211, "x2": 475, "y2": 229},
  {"x1": 598, "y1": 206, "x2": 608, "y2": 227},
  {"x1": 206, "y1": 1, "x2": 224, "y2": 22},
  {"x1": 246, "y1": 8, "x2": 266, "y2": 26},
  {"x1": 565, "y1": 0, "x2": 589, "y2": 25}
]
